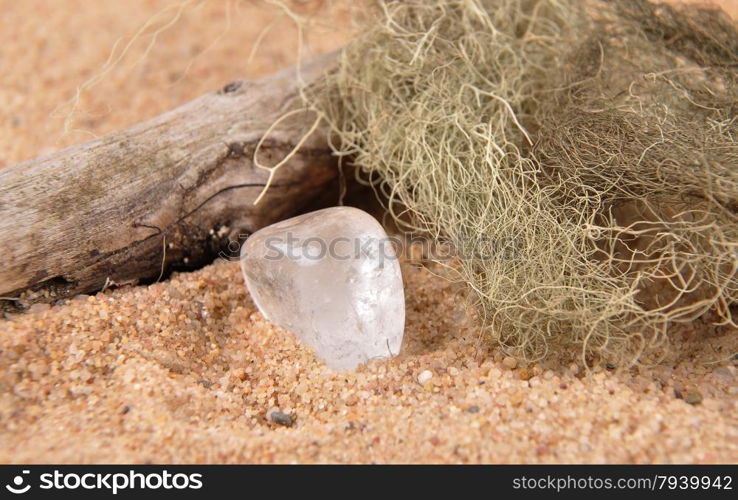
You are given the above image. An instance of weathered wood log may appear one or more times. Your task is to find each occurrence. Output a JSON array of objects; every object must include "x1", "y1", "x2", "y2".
[{"x1": 0, "y1": 53, "x2": 339, "y2": 306}]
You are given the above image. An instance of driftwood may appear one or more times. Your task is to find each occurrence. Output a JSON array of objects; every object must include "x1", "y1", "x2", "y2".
[{"x1": 0, "y1": 53, "x2": 339, "y2": 307}]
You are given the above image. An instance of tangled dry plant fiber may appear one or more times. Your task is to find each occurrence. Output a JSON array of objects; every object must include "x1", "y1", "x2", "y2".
[{"x1": 305, "y1": 0, "x2": 737, "y2": 366}]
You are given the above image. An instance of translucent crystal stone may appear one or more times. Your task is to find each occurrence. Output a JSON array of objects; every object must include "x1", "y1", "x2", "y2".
[{"x1": 240, "y1": 206, "x2": 405, "y2": 370}]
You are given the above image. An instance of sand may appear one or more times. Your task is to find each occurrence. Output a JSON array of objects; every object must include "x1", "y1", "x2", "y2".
[
  {"x1": 0, "y1": 0, "x2": 356, "y2": 167},
  {"x1": 1, "y1": 0, "x2": 737, "y2": 463},
  {"x1": 2, "y1": 258, "x2": 737, "y2": 463}
]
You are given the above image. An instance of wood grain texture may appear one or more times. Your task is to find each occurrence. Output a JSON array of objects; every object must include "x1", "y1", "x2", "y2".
[{"x1": 0, "y1": 53, "x2": 338, "y2": 304}]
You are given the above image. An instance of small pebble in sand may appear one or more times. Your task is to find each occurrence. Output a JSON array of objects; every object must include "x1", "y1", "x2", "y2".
[
  {"x1": 684, "y1": 391, "x2": 703, "y2": 406},
  {"x1": 711, "y1": 367, "x2": 733, "y2": 382},
  {"x1": 502, "y1": 356, "x2": 518, "y2": 370},
  {"x1": 417, "y1": 370, "x2": 433, "y2": 384},
  {"x1": 28, "y1": 303, "x2": 50, "y2": 314},
  {"x1": 266, "y1": 408, "x2": 293, "y2": 427}
]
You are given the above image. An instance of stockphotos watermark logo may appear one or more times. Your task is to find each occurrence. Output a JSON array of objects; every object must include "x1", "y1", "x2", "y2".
[
  {"x1": 219, "y1": 232, "x2": 520, "y2": 263},
  {"x1": 4, "y1": 469, "x2": 202, "y2": 495}
]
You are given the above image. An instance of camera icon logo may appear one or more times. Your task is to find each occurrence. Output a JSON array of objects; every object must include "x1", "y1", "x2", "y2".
[{"x1": 6, "y1": 470, "x2": 31, "y2": 494}]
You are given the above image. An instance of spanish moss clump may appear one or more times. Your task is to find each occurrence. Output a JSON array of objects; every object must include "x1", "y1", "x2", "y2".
[{"x1": 307, "y1": 0, "x2": 738, "y2": 366}]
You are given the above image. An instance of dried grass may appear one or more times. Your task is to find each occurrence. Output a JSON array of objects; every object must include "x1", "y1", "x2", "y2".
[{"x1": 304, "y1": 0, "x2": 738, "y2": 366}]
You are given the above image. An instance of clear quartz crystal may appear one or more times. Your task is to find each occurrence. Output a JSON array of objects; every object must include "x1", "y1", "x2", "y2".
[{"x1": 240, "y1": 206, "x2": 405, "y2": 371}]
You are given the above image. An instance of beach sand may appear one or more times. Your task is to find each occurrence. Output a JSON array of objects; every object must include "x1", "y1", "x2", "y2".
[
  {"x1": 2, "y1": 257, "x2": 738, "y2": 463},
  {"x1": 0, "y1": 0, "x2": 736, "y2": 463}
]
